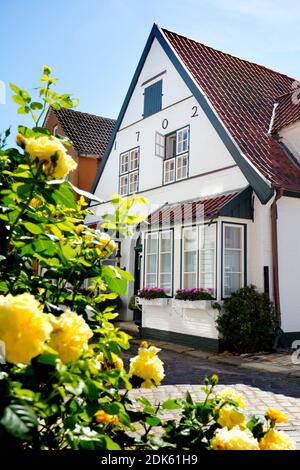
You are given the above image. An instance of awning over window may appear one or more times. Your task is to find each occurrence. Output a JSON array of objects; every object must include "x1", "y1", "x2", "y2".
[{"x1": 143, "y1": 187, "x2": 253, "y2": 228}]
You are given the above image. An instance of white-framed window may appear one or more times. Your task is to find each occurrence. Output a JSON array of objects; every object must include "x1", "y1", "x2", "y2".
[
  {"x1": 129, "y1": 171, "x2": 138, "y2": 193},
  {"x1": 155, "y1": 132, "x2": 165, "y2": 158},
  {"x1": 144, "y1": 230, "x2": 173, "y2": 295},
  {"x1": 182, "y1": 224, "x2": 216, "y2": 294},
  {"x1": 53, "y1": 125, "x2": 59, "y2": 137},
  {"x1": 163, "y1": 158, "x2": 176, "y2": 184},
  {"x1": 176, "y1": 154, "x2": 188, "y2": 180},
  {"x1": 176, "y1": 127, "x2": 189, "y2": 154},
  {"x1": 145, "y1": 232, "x2": 158, "y2": 288},
  {"x1": 120, "y1": 152, "x2": 129, "y2": 174},
  {"x1": 119, "y1": 147, "x2": 139, "y2": 195},
  {"x1": 182, "y1": 227, "x2": 198, "y2": 288},
  {"x1": 222, "y1": 223, "x2": 245, "y2": 298},
  {"x1": 163, "y1": 126, "x2": 189, "y2": 184},
  {"x1": 119, "y1": 174, "x2": 128, "y2": 196}
]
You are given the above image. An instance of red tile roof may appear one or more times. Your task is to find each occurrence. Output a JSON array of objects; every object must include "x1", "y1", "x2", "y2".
[
  {"x1": 273, "y1": 92, "x2": 300, "y2": 131},
  {"x1": 162, "y1": 28, "x2": 300, "y2": 192},
  {"x1": 145, "y1": 192, "x2": 237, "y2": 227}
]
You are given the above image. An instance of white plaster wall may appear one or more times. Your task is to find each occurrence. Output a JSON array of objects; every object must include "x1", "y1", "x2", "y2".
[
  {"x1": 142, "y1": 302, "x2": 219, "y2": 339},
  {"x1": 279, "y1": 121, "x2": 300, "y2": 163},
  {"x1": 277, "y1": 196, "x2": 300, "y2": 332},
  {"x1": 120, "y1": 38, "x2": 191, "y2": 129}
]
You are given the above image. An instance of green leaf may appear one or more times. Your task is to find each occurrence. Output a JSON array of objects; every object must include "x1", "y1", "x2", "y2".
[
  {"x1": 146, "y1": 416, "x2": 161, "y2": 426},
  {"x1": 162, "y1": 399, "x2": 181, "y2": 410},
  {"x1": 51, "y1": 183, "x2": 77, "y2": 209},
  {"x1": 0, "y1": 402, "x2": 37, "y2": 440},
  {"x1": 104, "y1": 436, "x2": 121, "y2": 450},
  {"x1": 102, "y1": 265, "x2": 127, "y2": 295},
  {"x1": 12, "y1": 95, "x2": 25, "y2": 105},
  {"x1": 23, "y1": 222, "x2": 43, "y2": 235},
  {"x1": 9, "y1": 83, "x2": 20, "y2": 93},
  {"x1": 37, "y1": 353, "x2": 58, "y2": 365},
  {"x1": 30, "y1": 102, "x2": 43, "y2": 110}
]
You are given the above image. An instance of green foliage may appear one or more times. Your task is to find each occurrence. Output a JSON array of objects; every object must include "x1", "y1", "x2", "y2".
[{"x1": 216, "y1": 285, "x2": 279, "y2": 353}]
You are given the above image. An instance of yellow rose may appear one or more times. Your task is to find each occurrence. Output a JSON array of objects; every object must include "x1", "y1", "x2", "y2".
[
  {"x1": 217, "y1": 404, "x2": 246, "y2": 429},
  {"x1": 16, "y1": 134, "x2": 77, "y2": 179},
  {"x1": 48, "y1": 310, "x2": 93, "y2": 363},
  {"x1": 95, "y1": 410, "x2": 119, "y2": 425},
  {"x1": 0, "y1": 293, "x2": 52, "y2": 364},
  {"x1": 216, "y1": 387, "x2": 246, "y2": 409},
  {"x1": 29, "y1": 197, "x2": 41, "y2": 208},
  {"x1": 211, "y1": 374, "x2": 219, "y2": 385},
  {"x1": 259, "y1": 429, "x2": 295, "y2": 450},
  {"x1": 97, "y1": 352, "x2": 124, "y2": 370},
  {"x1": 211, "y1": 426, "x2": 259, "y2": 450},
  {"x1": 129, "y1": 344, "x2": 165, "y2": 388},
  {"x1": 75, "y1": 224, "x2": 86, "y2": 235},
  {"x1": 265, "y1": 408, "x2": 288, "y2": 424}
]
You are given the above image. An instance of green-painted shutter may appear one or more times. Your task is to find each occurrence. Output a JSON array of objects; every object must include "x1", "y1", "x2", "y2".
[{"x1": 143, "y1": 80, "x2": 162, "y2": 118}]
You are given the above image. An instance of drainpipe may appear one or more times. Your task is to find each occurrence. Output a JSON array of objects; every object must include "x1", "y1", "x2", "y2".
[{"x1": 271, "y1": 187, "x2": 283, "y2": 326}]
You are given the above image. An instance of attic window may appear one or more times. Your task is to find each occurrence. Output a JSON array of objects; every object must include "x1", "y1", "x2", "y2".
[{"x1": 143, "y1": 80, "x2": 162, "y2": 118}]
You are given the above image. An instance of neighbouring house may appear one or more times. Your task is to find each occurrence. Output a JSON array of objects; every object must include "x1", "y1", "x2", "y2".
[
  {"x1": 44, "y1": 107, "x2": 116, "y2": 192},
  {"x1": 89, "y1": 24, "x2": 300, "y2": 351}
]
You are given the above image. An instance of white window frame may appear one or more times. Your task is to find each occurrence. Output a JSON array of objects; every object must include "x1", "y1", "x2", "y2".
[
  {"x1": 53, "y1": 125, "x2": 59, "y2": 137},
  {"x1": 129, "y1": 171, "x2": 138, "y2": 194},
  {"x1": 181, "y1": 223, "x2": 217, "y2": 294},
  {"x1": 119, "y1": 147, "x2": 139, "y2": 195},
  {"x1": 182, "y1": 227, "x2": 198, "y2": 289},
  {"x1": 144, "y1": 232, "x2": 159, "y2": 289},
  {"x1": 155, "y1": 132, "x2": 165, "y2": 158},
  {"x1": 176, "y1": 153, "x2": 188, "y2": 181},
  {"x1": 163, "y1": 158, "x2": 176, "y2": 184},
  {"x1": 119, "y1": 174, "x2": 128, "y2": 196},
  {"x1": 222, "y1": 223, "x2": 245, "y2": 298},
  {"x1": 120, "y1": 152, "x2": 129, "y2": 174},
  {"x1": 176, "y1": 126, "x2": 189, "y2": 155},
  {"x1": 144, "y1": 230, "x2": 173, "y2": 295},
  {"x1": 163, "y1": 126, "x2": 189, "y2": 185}
]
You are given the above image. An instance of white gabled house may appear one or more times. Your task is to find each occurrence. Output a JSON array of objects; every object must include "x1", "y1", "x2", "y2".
[{"x1": 90, "y1": 24, "x2": 300, "y2": 351}]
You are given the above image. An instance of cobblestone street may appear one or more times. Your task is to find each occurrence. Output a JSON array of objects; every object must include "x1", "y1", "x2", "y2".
[{"x1": 123, "y1": 342, "x2": 300, "y2": 447}]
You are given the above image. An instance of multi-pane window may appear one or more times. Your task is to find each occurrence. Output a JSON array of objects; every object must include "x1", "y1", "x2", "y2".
[
  {"x1": 144, "y1": 230, "x2": 173, "y2": 295},
  {"x1": 155, "y1": 132, "x2": 165, "y2": 158},
  {"x1": 163, "y1": 126, "x2": 189, "y2": 184},
  {"x1": 223, "y1": 224, "x2": 245, "y2": 297},
  {"x1": 182, "y1": 224, "x2": 216, "y2": 294},
  {"x1": 119, "y1": 147, "x2": 139, "y2": 195}
]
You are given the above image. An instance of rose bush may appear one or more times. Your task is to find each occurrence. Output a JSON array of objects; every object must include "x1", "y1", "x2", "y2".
[{"x1": 0, "y1": 67, "x2": 294, "y2": 450}]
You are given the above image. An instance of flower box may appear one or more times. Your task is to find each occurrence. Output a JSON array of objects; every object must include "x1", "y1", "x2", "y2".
[
  {"x1": 137, "y1": 297, "x2": 169, "y2": 307},
  {"x1": 172, "y1": 299, "x2": 213, "y2": 310}
]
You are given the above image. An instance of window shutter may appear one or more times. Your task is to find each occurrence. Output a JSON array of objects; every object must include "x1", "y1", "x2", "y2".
[{"x1": 143, "y1": 80, "x2": 162, "y2": 118}]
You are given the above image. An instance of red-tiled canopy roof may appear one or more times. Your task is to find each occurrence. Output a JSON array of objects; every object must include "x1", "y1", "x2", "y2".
[
  {"x1": 273, "y1": 92, "x2": 300, "y2": 131},
  {"x1": 162, "y1": 28, "x2": 300, "y2": 192},
  {"x1": 145, "y1": 192, "x2": 237, "y2": 227}
]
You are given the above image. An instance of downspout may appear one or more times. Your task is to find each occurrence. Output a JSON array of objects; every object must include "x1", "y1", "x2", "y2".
[{"x1": 271, "y1": 187, "x2": 283, "y2": 326}]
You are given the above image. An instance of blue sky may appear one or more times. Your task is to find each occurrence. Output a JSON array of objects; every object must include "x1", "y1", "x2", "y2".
[{"x1": 1, "y1": 0, "x2": 300, "y2": 144}]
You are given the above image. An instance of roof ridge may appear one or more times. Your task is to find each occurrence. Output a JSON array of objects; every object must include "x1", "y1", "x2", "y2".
[{"x1": 161, "y1": 27, "x2": 298, "y2": 82}]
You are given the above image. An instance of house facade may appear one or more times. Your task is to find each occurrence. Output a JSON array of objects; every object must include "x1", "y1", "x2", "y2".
[
  {"x1": 90, "y1": 24, "x2": 300, "y2": 350},
  {"x1": 44, "y1": 107, "x2": 115, "y2": 193}
]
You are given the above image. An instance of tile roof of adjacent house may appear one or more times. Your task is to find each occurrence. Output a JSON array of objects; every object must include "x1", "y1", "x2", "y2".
[
  {"x1": 53, "y1": 107, "x2": 116, "y2": 156},
  {"x1": 162, "y1": 28, "x2": 300, "y2": 193},
  {"x1": 272, "y1": 91, "x2": 300, "y2": 131},
  {"x1": 144, "y1": 191, "x2": 238, "y2": 227}
]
